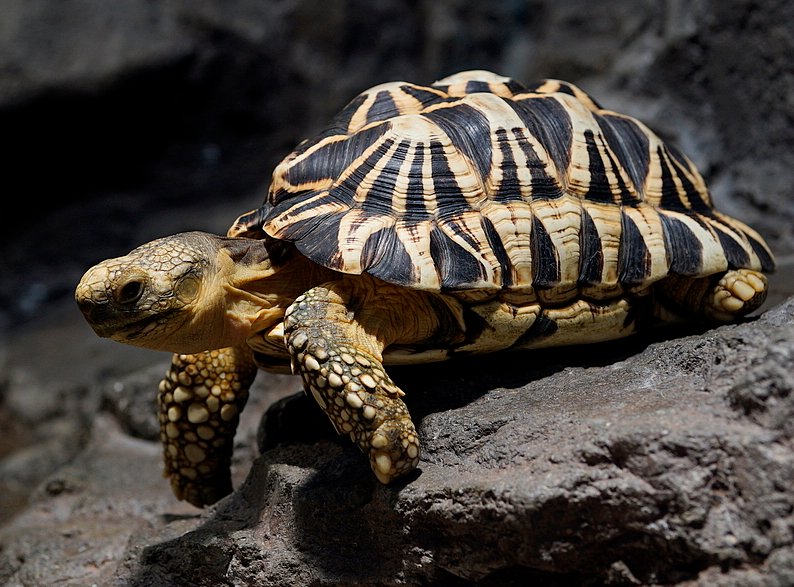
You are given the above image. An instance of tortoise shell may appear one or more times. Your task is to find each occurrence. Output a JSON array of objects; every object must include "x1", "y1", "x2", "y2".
[{"x1": 232, "y1": 70, "x2": 775, "y2": 293}]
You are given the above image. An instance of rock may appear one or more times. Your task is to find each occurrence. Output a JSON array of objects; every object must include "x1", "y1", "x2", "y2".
[{"x1": 1, "y1": 297, "x2": 791, "y2": 586}]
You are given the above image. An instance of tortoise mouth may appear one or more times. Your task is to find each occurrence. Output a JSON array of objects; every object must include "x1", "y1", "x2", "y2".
[{"x1": 85, "y1": 303, "x2": 171, "y2": 343}]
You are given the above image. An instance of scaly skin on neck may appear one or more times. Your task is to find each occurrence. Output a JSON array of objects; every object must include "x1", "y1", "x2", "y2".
[{"x1": 214, "y1": 243, "x2": 337, "y2": 350}]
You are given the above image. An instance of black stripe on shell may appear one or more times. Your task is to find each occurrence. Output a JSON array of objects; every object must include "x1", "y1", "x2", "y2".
[
  {"x1": 288, "y1": 211, "x2": 344, "y2": 266},
  {"x1": 361, "y1": 226, "x2": 414, "y2": 285},
  {"x1": 284, "y1": 122, "x2": 390, "y2": 188},
  {"x1": 465, "y1": 80, "x2": 492, "y2": 94},
  {"x1": 429, "y1": 139, "x2": 474, "y2": 217},
  {"x1": 403, "y1": 142, "x2": 431, "y2": 224},
  {"x1": 668, "y1": 150, "x2": 711, "y2": 213},
  {"x1": 511, "y1": 312, "x2": 559, "y2": 349},
  {"x1": 512, "y1": 127, "x2": 563, "y2": 199},
  {"x1": 596, "y1": 114, "x2": 650, "y2": 198},
  {"x1": 366, "y1": 90, "x2": 401, "y2": 125},
  {"x1": 326, "y1": 136, "x2": 396, "y2": 207},
  {"x1": 399, "y1": 84, "x2": 448, "y2": 108},
  {"x1": 659, "y1": 212, "x2": 703, "y2": 276},
  {"x1": 530, "y1": 214, "x2": 560, "y2": 288},
  {"x1": 361, "y1": 139, "x2": 411, "y2": 216},
  {"x1": 578, "y1": 207, "x2": 604, "y2": 285},
  {"x1": 429, "y1": 226, "x2": 486, "y2": 289},
  {"x1": 554, "y1": 84, "x2": 576, "y2": 98},
  {"x1": 657, "y1": 146, "x2": 688, "y2": 212},
  {"x1": 493, "y1": 128, "x2": 523, "y2": 203},
  {"x1": 600, "y1": 134, "x2": 640, "y2": 206},
  {"x1": 506, "y1": 96, "x2": 573, "y2": 177},
  {"x1": 268, "y1": 186, "x2": 301, "y2": 208},
  {"x1": 583, "y1": 130, "x2": 615, "y2": 204},
  {"x1": 481, "y1": 215, "x2": 513, "y2": 288},
  {"x1": 746, "y1": 234, "x2": 776, "y2": 272},
  {"x1": 442, "y1": 216, "x2": 480, "y2": 252},
  {"x1": 423, "y1": 103, "x2": 493, "y2": 182},
  {"x1": 710, "y1": 222, "x2": 751, "y2": 268},
  {"x1": 503, "y1": 79, "x2": 528, "y2": 96},
  {"x1": 666, "y1": 143, "x2": 692, "y2": 173},
  {"x1": 618, "y1": 211, "x2": 652, "y2": 285}
]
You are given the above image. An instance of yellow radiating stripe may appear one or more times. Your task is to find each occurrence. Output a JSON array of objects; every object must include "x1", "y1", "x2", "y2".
[
  {"x1": 641, "y1": 134, "x2": 669, "y2": 207},
  {"x1": 347, "y1": 91, "x2": 378, "y2": 134},
  {"x1": 391, "y1": 140, "x2": 423, "y2": 216},
  {"x1": 563, "y1": 95, "x2": 601, "y2": 198},
  {"x1": 481, "y1": 201, "x2": 534, "y2": 287},
  {"x1": 337, "y1": 210, "x2": 395, "y2": 274},
  {"x1": 394, "y1": 221, "x2": 440, "y2": 289},
  {"x1": 597, "y1": 131, "x2": 642, "y2": 203},
  {"x1": 421, "y1": 143, "x2": 438, "y2": 216},
  {"x1": 353, "y1": 137, "x2": 402, "y2": 204},
  {"x1": 264, "y1": 193, "x2": 348, "y2": 237}
]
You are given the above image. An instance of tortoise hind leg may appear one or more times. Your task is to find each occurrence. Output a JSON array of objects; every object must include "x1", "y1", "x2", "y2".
[
  {"x1": 283, "y1": 280, "x2": 430, "y2": 483},
  {"x1": 158, "y1": 344, "x2": 257, "y2": 507},
  {"x1": 657, "y1": 269, "x2": 768, "y2": 322}
]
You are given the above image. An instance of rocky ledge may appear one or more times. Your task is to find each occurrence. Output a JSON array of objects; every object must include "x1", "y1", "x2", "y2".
[{"x1": 1, "y1": 296, "x2": 793, "y2": 587}]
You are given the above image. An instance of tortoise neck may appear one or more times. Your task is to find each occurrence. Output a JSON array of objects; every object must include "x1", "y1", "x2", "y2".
[{"x1": 224, "y1": 248, "x2": 339, "y2": 340}]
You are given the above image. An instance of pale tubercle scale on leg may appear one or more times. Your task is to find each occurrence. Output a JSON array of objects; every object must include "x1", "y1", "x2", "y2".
[
  {"x1": 283, "y1": 293, "x2": 421, "y2": 484},
  {"x1": 157, "y1": 344, "x2": 257, "y2": 507}
]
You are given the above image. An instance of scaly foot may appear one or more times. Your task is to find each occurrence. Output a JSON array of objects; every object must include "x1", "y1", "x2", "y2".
[
  {"x1": 157, "y1": 345, "x2": 256, "y2": 507},
  {"x1": 285, "y1": 295, "x2": 420, "y2": 483}
]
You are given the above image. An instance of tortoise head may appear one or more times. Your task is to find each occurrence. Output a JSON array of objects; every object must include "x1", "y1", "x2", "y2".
[{"x1": 75, "y1": 232, "x2": 286, "y2": 354}]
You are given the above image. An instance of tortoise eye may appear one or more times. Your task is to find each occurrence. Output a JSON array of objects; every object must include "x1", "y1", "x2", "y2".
[{"x1": 116, "y1": 280, "x2": 144, "y2": 305}]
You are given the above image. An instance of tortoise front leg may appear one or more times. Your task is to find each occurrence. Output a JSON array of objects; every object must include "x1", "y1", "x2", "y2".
[
  {"x1": 157, "y1": 344, "x2": 257, "y2": 507},
  {"x1": 283, "y1": 281, "x2": 427, "y2": 483}
]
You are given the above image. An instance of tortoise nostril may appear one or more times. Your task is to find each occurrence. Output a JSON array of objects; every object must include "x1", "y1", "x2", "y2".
[{"x1": 116, "y1": 280, "x2": 144, "y2": 305}]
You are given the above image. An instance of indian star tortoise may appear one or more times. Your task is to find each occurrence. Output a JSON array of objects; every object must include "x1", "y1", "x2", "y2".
[{"x1": 76, "y1": 70, "x2": 775, "y2": 507}]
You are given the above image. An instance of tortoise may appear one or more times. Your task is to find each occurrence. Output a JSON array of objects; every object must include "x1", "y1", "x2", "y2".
[{"x1": 76, "y1": 70, "x2": 775, "y2": 507}]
